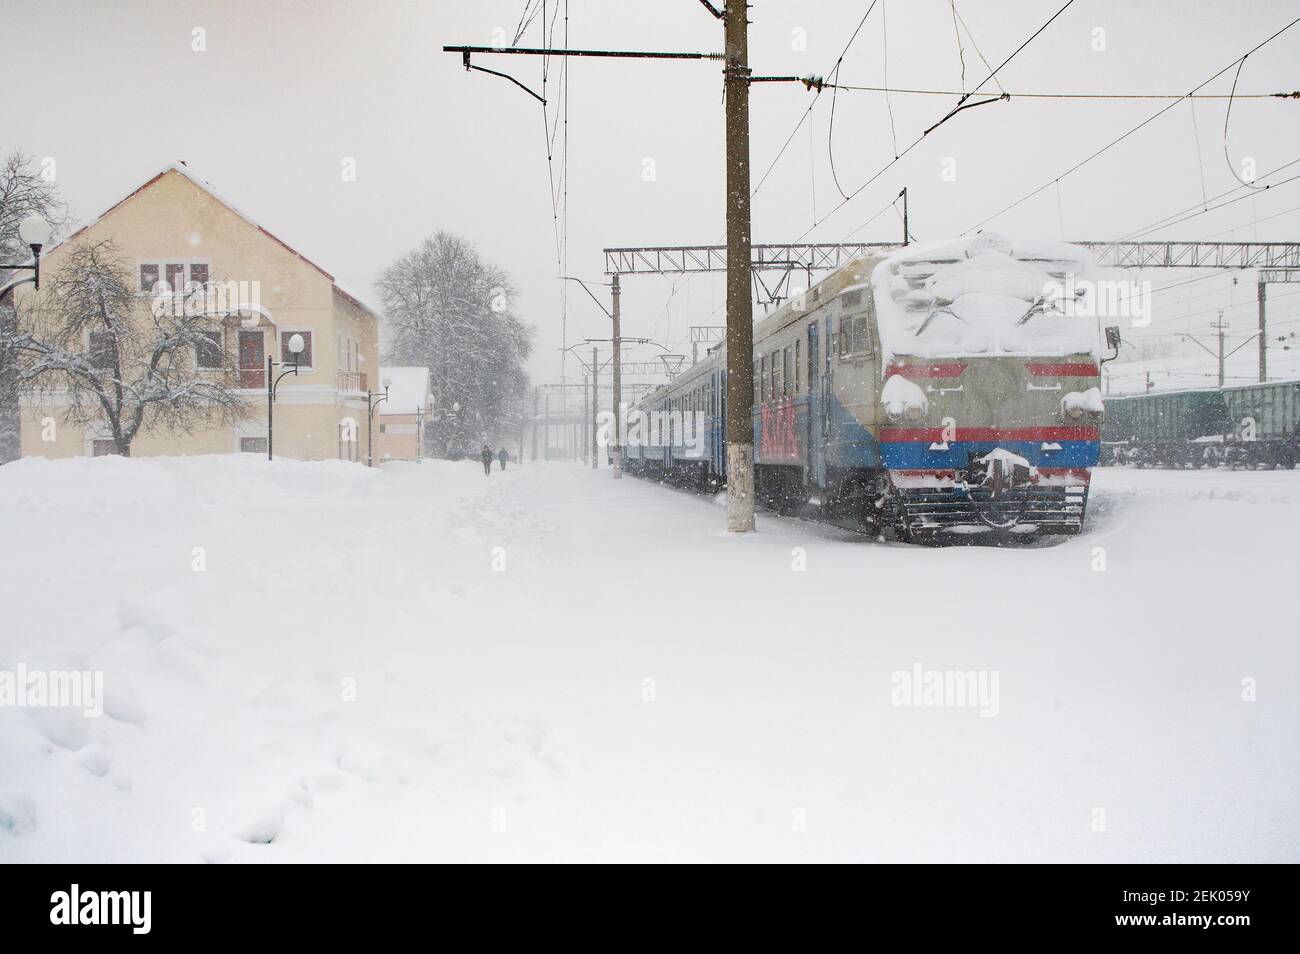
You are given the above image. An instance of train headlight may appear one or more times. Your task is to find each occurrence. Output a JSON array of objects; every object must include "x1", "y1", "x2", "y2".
[{"x1": 904, "y1": 404, "x2": 925, "y2": 422}]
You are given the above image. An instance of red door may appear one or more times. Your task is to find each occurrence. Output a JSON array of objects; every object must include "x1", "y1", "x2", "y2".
[{"x1": 239, "y1": 331, "x2": 264, "y2": 389}]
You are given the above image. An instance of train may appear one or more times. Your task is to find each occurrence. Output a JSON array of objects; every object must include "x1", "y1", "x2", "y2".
[
  {"x1": 619, "y1": 234, "x2": 1108, "y2": 541},
  {"x1": 1102, "y1": 380, "x2": 1300, "y2": 469}
]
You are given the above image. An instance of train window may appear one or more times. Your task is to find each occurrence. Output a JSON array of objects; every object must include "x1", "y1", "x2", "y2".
[
  {"x1": 783, "y1": 347, "x2": 793, "y2": 397},
  {"x1": 838, "y1": 315, "x2": 870, "y2": 356},
  {"x1": 759, "y1": 355, "x2": 767, "y2": 402},
  {"x1": 794, "y1": 340, "x2": 801, "y2": 393}
]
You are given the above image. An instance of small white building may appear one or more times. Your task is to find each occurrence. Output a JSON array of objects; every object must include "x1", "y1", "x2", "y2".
[{"x1": 376, "y1": 366, "x2": 432, "y2": 461}]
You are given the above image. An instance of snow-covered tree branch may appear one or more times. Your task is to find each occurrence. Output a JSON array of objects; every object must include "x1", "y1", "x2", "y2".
[
  {"x1": 1, "y1": 239, "x2": 247, "y2": 456},
  {"x1": 0, "y1": 149, "x2": 71, "y2": 464}
]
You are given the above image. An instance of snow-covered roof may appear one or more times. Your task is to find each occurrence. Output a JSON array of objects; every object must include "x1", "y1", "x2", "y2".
[
  {"x1": 379, "y1": 366, "x2": 431, "y2": 415},
  {"x1": 871, "y1": 233, "x2": 1098, "y2": 363},
  {"x1": 54, "y1": 162, "x2": 384, "y2": 318}
]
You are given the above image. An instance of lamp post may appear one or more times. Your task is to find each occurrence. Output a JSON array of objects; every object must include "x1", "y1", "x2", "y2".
[
  {"x1": 367, "y1": 376, "x2": 392, "y2": 467},
  {"x1": 266, "y1": 332, "x2": 305, "y2": 461},
  {"x1": 0, "y1": 213, "x2": 53, "y2": 305},
  {"x1": 415, "y1": 405, "x2": 424, "y2": 463}
]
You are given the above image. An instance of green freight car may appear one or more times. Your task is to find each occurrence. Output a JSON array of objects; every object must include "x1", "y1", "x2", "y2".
[{"x1": 1102, "y1": 381, "x2": 1298, "y2": 468}]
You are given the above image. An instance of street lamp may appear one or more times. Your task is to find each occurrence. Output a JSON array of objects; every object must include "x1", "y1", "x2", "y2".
[
  {"x1": 266, "y1": 332, "x2": 304, "y2": 460},
  {"x1": 367, "y1": 376, "x2": 391, "y2": 467},
  {"x1": 0, "y1": 213, "x2": 53, "y2": 305}
]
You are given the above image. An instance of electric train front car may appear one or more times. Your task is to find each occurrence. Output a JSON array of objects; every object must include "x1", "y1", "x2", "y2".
[{"x1": 865, "y1": 234, "x2": 1104, "y2": 538}]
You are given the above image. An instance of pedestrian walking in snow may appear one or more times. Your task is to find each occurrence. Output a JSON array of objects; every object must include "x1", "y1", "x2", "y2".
[
  {"x1": 480, "y1": 445, "x2": 493, "y2": 476},
  {"x1": 498, "y1": 448, "x2": 508, "y2": 471}
]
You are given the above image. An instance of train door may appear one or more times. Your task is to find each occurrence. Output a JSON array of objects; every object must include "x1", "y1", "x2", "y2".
[
  {"x1": 824, "y1": 315, "x2": 834, "y2": 449},
  {"x1": 667, "y1": 398, "x2": 674, "y2": 467},
  {"x1": 807, "y1": 322, "x2": 826, "y2": 486}
]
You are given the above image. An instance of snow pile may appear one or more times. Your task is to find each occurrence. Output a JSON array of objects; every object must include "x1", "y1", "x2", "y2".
[
  {"x1": 979, "y1": 447, "x2": 1034, "y2": 473},
  {"x1": 881, "y1": 373, "x2": 929, "y2": 420},
  {"x1": 2, "y1": 455, "x2": 1298, "y2": 862},
  {"x1": 1061, "y1": 387, "x2": 1104, "y2": 417},
  {"x1": 871, "y1": 233, "x2": 1098, "y2": 362}
]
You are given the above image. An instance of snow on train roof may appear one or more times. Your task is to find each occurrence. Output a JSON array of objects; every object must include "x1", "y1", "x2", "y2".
[{"x1": 870, "y1": 233, "x2": 1098, "y2": 363}]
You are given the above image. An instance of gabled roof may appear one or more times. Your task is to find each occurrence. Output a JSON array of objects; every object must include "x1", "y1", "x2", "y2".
[{"x1": 57, "y1": 162, "x2": 383, "y2": 318}]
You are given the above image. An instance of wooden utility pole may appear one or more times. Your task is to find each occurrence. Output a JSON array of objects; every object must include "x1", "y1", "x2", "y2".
[
  {"x1": 611, "y1": 273, "x2": 623, "y2": 479},
  {"x1": 723, "y1": 0, "x2": 755, "y2": 532}
]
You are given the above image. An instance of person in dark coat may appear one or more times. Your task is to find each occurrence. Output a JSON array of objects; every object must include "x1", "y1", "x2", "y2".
[
  {"x1": 498, "y1": 448, "x2": 508, "y2": 471},
  {"x1": 480, "y1": 445, "x2": 493, "y2": 476}
]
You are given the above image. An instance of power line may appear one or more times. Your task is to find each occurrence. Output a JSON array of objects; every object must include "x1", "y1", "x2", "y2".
[
  {"x1": 1195, "y1": 201, "x2": 1300, "y2": 240},
  {"x1": 754, "y1": 0, "x2": 881, "y2": 200},
  {"x1": 820, "y1": 83, "x2": 1297, "y2": 100},
  {"x1": 1120, "y1": 156, "x2": 1300, "y2": 239},
  {"x1": 964, "y1": 15, "x2": 1300, "y2": 234},
  {"x1": 1128, "y1": 170, "x2": 1300, "y2": 237},
  {"x1": 828, "y1": 1, "x2": 882, "y2": 199},
  {"x1": 800, "y1": 0, "x2": 1077, "y2": 242},
  {"x1": 1222, "y1": 54, "x2": 1270, "y2": 192}
]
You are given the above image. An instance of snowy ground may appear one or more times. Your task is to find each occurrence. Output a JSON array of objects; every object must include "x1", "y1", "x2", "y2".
[{"x1": 1, "y1": 455, "x2": 1297, "y2": 862}]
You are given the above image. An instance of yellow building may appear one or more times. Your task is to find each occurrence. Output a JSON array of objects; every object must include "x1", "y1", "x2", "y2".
[
  {"x1": 17, "y1": 163, "x2": 381, "y2": 461},
  {"x1": 375, "y1": 366, "x2": 432, "y2": 462}
]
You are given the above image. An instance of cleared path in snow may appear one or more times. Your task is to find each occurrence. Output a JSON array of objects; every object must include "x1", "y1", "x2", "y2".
[{"x1": 1, "y1": 455, "x2": 1296, "y2": 862}]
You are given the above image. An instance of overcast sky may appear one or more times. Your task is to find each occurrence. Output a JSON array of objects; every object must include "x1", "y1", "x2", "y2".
[{"x1": 7, "y1": 0, "x2": 1300, "y2": 392}]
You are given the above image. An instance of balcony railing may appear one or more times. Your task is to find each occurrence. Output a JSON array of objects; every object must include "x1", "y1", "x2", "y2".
[{"x1": 337, "y1": 370, "x2": 368, "y2": 393}]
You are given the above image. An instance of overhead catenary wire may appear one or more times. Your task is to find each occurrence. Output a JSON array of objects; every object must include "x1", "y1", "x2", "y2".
[
  {"x1": 963, "y1": 15, "x2": 1300, "y2": 235},
  {"x1": 1195, "y1": 201, "x2": 1300, "y2": 240},
  {"x1": 818, "y1": 83, "x2": 1298, "y2": 100},
  {"x1": 1222, "y1": 54, "x2": 1270, "y2": 191},
  {"x1": 753, "y1": 0, "x2": 881, "y2": 200},
  {"x1": 827, "y1": 0, "x2": 882, "y2": 199},
  {"x1": 1120, "y1": 156, "x2": 1300, "y2": 238},
  {"x1": 800, "y1": 0, "x2": 1077, "y2": 243},
  {"x1": 1124, "y1": 168, "x2": 1300, "y2": 238}
]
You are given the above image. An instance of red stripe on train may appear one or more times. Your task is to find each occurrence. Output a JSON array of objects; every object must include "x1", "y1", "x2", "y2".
[
  {"x1": 1025, "y1": 362, "x2": 1100, "y2": 376},
  {"x1": 884, "y1": 363, "x2": 968, "y2": 379},
  {"x1": 879, "y1": 426, "x2": 1100, "y2": 442}
]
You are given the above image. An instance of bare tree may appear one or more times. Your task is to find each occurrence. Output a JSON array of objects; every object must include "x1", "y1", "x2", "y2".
[
  {"x1": 2, "y1": 239, "x2": 247, "y2": 456},
  {"x1": 1, "y1": 149, "x2": 71, "y2": 462}
]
